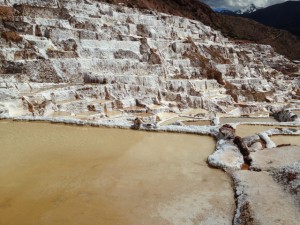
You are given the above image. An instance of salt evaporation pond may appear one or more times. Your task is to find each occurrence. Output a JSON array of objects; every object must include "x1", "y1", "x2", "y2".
[
  {"x1": 271, "y1": 135, "x2": 300, "y2": 146},
  {"x1": 0, "y1": 121, "x2": 234, "y2": 225},
  {"x1": 236, "y1": 124, "x2": 300, "y2": 137},
  {"x1": 220, "y1": 117, "x2": 277, "y2": 124},
  {"x1": 183, "y1": 120, "x2": 211, "y2": 126},
  {"x1": 160, "y1": 117, "x2": 196, "y2": 126}
]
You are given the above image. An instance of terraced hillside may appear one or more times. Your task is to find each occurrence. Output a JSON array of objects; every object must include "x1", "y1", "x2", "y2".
[{"x1": 0, "y1": 0, "x2": 299, "y2": 123}]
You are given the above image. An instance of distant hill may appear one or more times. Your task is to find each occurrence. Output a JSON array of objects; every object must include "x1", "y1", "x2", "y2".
[
  {"x1": 218, "y1": 4, "x2": 262, "y2": 15},
  {"x1": 241, "y1": 1, "x2": 300, "y2": 37}
]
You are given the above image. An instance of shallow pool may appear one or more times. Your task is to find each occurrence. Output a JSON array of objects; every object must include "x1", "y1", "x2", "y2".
[
  {"x1": 183, "y1": 120, "x2": 211, "y2": 126},
  {"x1": 220, "y1": 117, "x2": 277, "y2": 124},
  {"x1": 0, "y1": 121, "x2": 234, "y2": 225},
  {"x1": 236, "y1": 124, "x2": 300, "y2": 137},
  {"x1": 271, "y1": 135, "x2": 300, "y2": 147}
]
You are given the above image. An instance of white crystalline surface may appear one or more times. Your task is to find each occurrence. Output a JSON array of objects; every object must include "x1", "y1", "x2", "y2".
[{"x1": 0, "y1": 0, "x2": 299, "y2": 126}]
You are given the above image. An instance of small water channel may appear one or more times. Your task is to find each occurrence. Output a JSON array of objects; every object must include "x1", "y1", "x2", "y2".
[{"x1": 0, "y1": 121, "x2": 234, "y2": 225}]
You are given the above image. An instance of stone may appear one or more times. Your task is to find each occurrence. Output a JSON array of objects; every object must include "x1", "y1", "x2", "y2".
[
  {"x1": 132, "y1": 117, "x2": 142, "y2": 130},
  {"x1": 273, "y1": 109, "x2": 299, "y2": 122}
]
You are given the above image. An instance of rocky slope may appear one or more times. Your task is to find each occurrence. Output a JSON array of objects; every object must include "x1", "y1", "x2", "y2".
[
  {"x1": 97, "y1": 0, "x2": 300, "y2": 60},
  {"x1": 0, "y1": 0, "x2": 299, "y2": 122}
]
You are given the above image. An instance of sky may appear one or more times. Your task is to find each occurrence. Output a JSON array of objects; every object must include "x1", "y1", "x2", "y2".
[{"x1": 200, "y1": 0, "x2": 299, "y2": 10}]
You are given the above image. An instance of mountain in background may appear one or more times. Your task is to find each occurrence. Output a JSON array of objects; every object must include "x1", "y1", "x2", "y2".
[
  {"x1": 99, "y1": 0, "x2": 300, "y2": 60},
  {"x1": 240, "y1": 1, "x2": 300, "y2": 37},
  {"x1": 235, "y1": 3, "x2": 262, "y2": 14},
  {"x1": 218, "y1": 4, "x2": 261, "y2": 15}
]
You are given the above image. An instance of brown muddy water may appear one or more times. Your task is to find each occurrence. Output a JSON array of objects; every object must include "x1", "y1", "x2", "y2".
[{"x1": 0, "y1": 121, "x2": 234, "y2": 225}]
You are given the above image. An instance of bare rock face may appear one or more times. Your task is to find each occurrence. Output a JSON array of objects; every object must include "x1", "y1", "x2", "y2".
[
  {"x1": 132, "y1": 117, "x2": 142, "y2": 130},
  {"x1": 0, "y1": 0, "x2": 299, "y2": 122}
]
